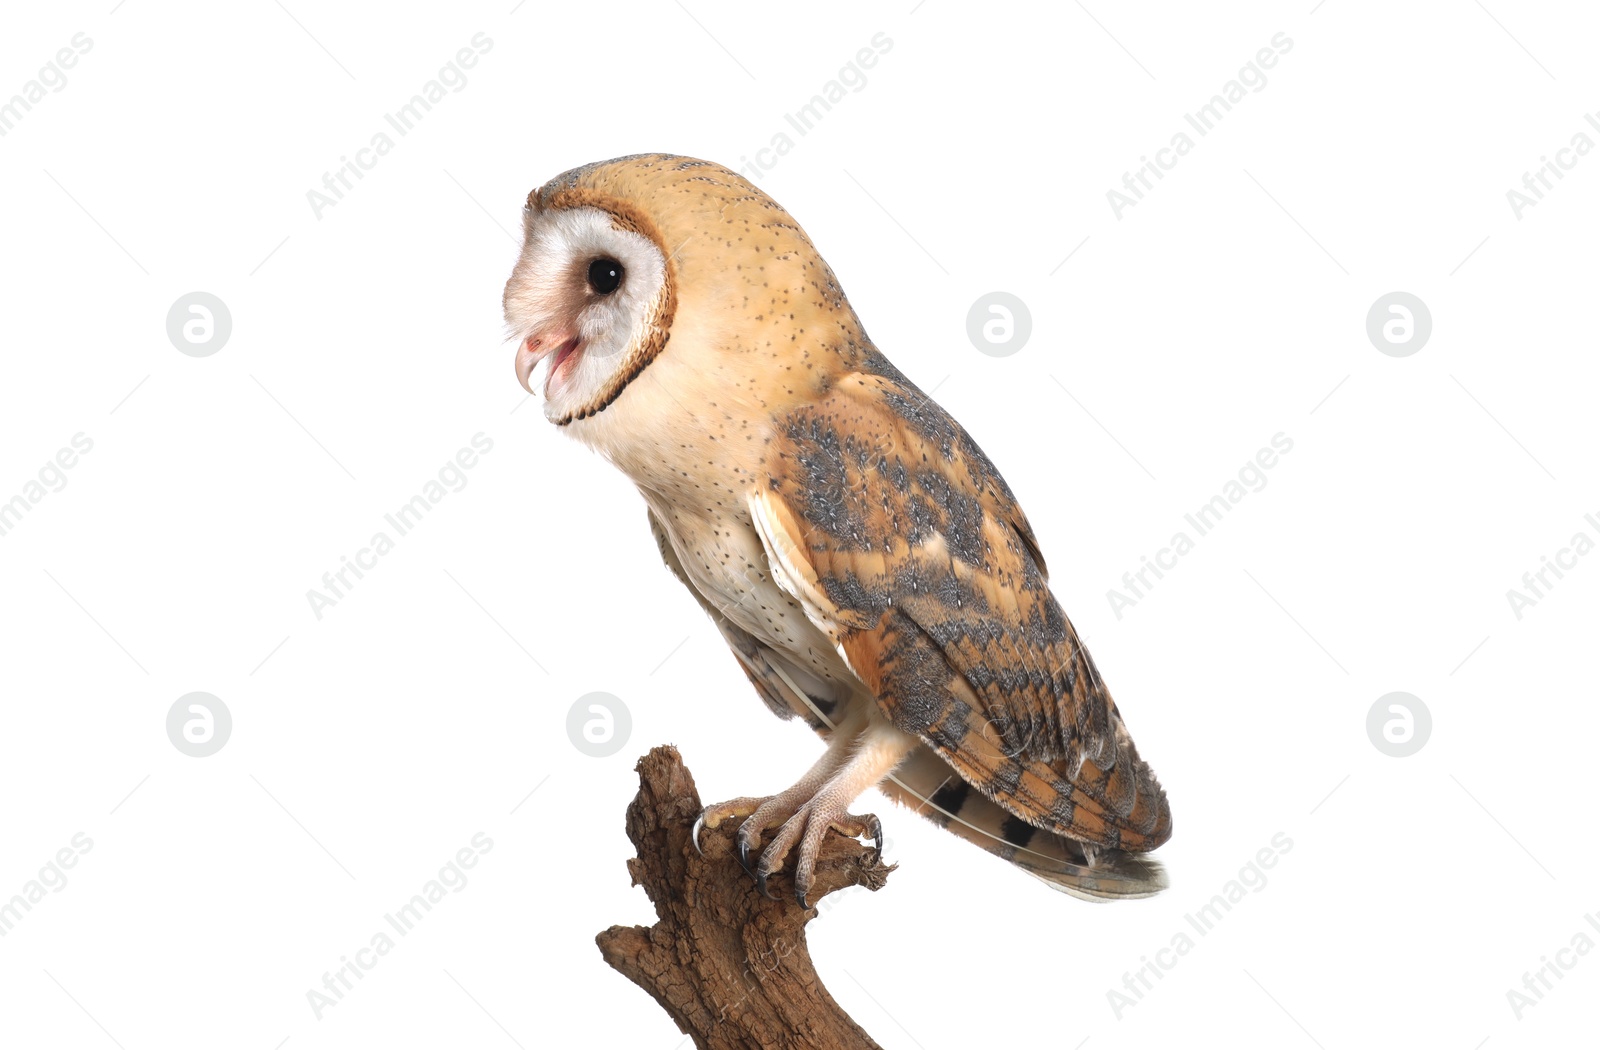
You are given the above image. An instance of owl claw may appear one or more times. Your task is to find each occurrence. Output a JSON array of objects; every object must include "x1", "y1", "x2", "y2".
[
  {"x1": 699, "y1": 793, "x2": 879, "y2": 907},
  {"x1": 756, "y1": 805, "x2": 882, "y2": 912},
  {"x1": 694, "y1": 800, "x2": 775, "y2": 896},
  {"x1": 745, "y1": 822, "x2": 784, "y2": 900},
  {"x1": 693, "y1": 798, "x2": 766, "y2": 861},
  {"x1": 736, "y1": 835, "x2": 759, "y2": 881},
  {"x1": 866, "y1": 814, "x2": 884, "y2": 858}
]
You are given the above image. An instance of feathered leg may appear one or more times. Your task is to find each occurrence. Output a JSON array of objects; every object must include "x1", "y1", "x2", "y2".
[
  {"x1": 752, "y1": 721, "x2": 917, "y2": 906},
  {"x1": 695, "y1": 711, "x2": 918, "y2": 906}
]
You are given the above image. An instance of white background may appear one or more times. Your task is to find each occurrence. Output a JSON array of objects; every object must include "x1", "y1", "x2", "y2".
[{"x1": 1, "y1": 1, "x2": 1596, "y2": 1047}]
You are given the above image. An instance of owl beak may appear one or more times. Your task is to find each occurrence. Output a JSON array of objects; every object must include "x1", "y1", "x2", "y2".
[
  {"x1": 515, "y1": 337, "x2": 548, "y2": 395},
  {"x1": 515, "y1": 333, "x2": 580, "y2": 396}
]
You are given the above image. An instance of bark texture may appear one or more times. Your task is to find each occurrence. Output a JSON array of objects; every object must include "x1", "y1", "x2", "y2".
[{"x1": 596, "y1": 746, "x2": 893, "y2": 1050}]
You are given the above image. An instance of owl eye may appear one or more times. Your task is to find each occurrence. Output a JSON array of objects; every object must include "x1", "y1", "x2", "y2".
[{"x1": 587, "y1": 258, "x2": 624, "y2": 295}]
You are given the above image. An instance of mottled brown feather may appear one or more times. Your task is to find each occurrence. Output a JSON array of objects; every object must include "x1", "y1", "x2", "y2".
[{"x1": 758, "y1": 369, "x2": 1172, "y2": 852}]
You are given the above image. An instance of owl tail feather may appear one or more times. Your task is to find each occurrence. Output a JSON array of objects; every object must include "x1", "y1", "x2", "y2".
[{"x1": 879, "y1": 748, "x2": 1168, "y2": 902}]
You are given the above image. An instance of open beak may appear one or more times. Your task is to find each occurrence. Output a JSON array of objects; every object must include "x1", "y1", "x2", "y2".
[{"x1": 515, "y1": 334, "x2": 580, "y2": 396}]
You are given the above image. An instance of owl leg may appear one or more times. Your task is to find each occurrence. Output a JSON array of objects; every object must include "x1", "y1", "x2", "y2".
[
  {"x1": 696, "y1": 769, "x2": 840, "y2": 880},
  {"x1": 754, "y1": 721, "x2": 918, "y2": 907},
  {"x1": 694, "y1": 719, "x2": 864, "y2": 886}
]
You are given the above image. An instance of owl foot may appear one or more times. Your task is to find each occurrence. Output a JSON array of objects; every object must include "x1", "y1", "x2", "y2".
[
  {"x1": 693, "y1": 791, "x2": 882, "y2": 906},
  {"x1": 693, "y1": 725, "x2": 908, "y2": 905},
  {"x1": 693, "y1": 796, "x2": 778, "y2": 882},
  {"x1": 755, "y1": 802, "x2": 883, "y2": 909},
  {"x1": 693, "y1": 787, "x2": 816, "y2": 894}
]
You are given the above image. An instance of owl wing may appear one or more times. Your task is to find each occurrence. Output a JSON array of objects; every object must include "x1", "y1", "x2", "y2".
[
  {"x1": 647, "y1": 509, "x2": 854, "y2": 730},
  {"x1": 749, "y1": 367, "x2": 1171, "y2": 852}
]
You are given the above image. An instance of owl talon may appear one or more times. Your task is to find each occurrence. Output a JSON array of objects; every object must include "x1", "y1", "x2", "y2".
[
  {"x1": 694, "y1": 797, "x2": 769, "y2": 865},
  {"x1": 701, "y1": 790, "x2": 881, "y2": 905},
  {"x1": 736, "y1": 834, "x2": 758, "y2": 881},
  {"x1": 862, "y1": 813, "x2": 884, "y2": 858}
]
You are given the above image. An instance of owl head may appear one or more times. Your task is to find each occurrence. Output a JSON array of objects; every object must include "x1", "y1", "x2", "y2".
[{"x1": 502, "y1": 154, "x2": 862, "y2": 430}]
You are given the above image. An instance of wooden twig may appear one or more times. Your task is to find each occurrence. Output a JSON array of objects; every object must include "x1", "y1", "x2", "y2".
[{"x1": 597, "y1": 745, "x2": 895, "y2": 1050}]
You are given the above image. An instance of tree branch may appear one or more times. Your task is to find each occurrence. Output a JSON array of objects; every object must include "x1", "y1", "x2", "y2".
[{"x1": 596, "y1": 745, "x2": 894, "y2": 1049}]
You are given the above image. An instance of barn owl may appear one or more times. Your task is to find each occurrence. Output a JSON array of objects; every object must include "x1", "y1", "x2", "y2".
[{"x1": 504, "y1": 154, "x2": 1171, "y2": 904}]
